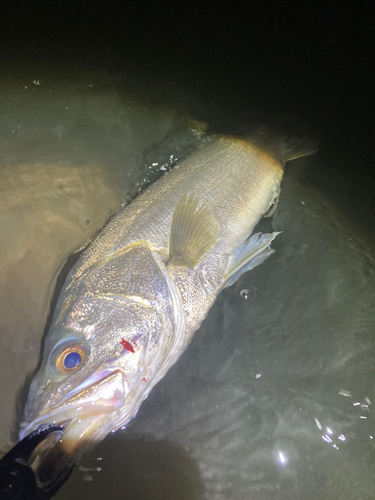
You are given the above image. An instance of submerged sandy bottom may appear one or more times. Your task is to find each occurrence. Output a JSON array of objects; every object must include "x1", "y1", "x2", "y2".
[{"x1": 0, "y1": 161, "x2": 123, "y2": 451}]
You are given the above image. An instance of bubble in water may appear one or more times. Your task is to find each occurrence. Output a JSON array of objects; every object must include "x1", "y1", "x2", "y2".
[{"x1": 240, "y1": 289, "x2": 250, "y2": 299}]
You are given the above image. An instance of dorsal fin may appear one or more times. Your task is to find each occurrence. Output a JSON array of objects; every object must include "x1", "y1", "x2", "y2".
[{"x1": 168, "y1": 193, "x2": 219, "y2": 269}]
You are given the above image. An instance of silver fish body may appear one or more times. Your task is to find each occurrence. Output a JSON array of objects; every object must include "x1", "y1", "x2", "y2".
[{"x1": 20, "y1": 134, "x2": 313, "y2": 457}]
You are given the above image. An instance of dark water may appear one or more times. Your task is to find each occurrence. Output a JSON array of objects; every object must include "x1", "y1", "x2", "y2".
[{"x1": 0, "y1": 2, "x2": 373, "y2": 499}]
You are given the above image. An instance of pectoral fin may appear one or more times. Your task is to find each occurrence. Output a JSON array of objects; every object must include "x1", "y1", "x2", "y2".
[
  {"x1": 168, "y1": 193, "x2": 219, "y2": 269},
  {"x1": 223, "y1": 232, "x2": 281, "y2": 288}
]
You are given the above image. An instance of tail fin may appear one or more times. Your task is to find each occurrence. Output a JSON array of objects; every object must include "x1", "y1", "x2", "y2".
[
  {"x1": 244, "y1": 118, "x2": 320, "y2": 166},
  {"x1": 281, "y1": 135, "x2": 320, "y2": 165}
]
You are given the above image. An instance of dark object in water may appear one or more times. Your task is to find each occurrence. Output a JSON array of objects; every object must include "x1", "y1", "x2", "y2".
[{"x1": 0, "y1": 425, "x2": 73, "y2": 500}]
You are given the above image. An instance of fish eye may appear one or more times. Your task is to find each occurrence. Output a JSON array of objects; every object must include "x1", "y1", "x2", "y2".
[{"x1": 55, "y1": 344, "x2": 87, "y2": 374}]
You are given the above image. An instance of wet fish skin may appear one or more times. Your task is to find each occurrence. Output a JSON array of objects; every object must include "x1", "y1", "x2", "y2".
[{"x1": 20, "y1": 133, "x2": 311, "y2": 456}]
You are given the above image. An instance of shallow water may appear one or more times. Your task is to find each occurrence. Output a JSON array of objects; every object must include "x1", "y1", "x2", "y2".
[
  {"x1": 0, "y1": 4, "x2": 373, "y2": 499},
  {"x1": 51, "y1": 159, "x2": 375, "y2": 500}
]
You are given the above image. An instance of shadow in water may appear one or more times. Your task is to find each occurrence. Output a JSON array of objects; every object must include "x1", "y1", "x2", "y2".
[{"x1": 56, "y1": 435, "x2": 205, "y2": 500}]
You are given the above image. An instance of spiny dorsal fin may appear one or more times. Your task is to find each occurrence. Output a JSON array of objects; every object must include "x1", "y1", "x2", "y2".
[{"x1": 168, "y1": 193, "x2": 219, "y2": 269}]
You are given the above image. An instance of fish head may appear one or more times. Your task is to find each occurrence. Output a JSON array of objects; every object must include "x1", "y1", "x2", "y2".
[
  {"x1": 19, "y1": 243, "x2": 179, "y2": 486},
  {"x1": 19, "y1": 290, "x2": 169, "y2": 474}
]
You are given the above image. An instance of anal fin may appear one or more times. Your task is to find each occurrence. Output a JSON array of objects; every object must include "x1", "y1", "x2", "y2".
[
  {"x1": 223, "y1": 232, "x2": 281, "y2": 288},
  {"x1": 168, "y1": 193, "x2": 219, "y2": 269}
]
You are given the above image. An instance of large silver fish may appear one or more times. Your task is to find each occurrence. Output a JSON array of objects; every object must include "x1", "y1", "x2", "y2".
[{"x1": 20, "y1": 132, "x2": 316, "y2": 467}]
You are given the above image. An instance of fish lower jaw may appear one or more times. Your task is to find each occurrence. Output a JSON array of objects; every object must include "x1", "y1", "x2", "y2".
[
  {"x1": 57, "y1": 414, "x2": 105, "y2": 454},
  {"x1": 20, "y1": 400, "x2": 121, "y2": 454}
]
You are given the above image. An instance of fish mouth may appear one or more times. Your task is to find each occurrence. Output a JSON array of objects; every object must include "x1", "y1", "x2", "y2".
[{"x1": 20, "y1": 368, "x2": 126, "y2": 456}]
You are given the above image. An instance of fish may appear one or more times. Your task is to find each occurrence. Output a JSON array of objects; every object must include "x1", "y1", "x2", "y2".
[{"x1": 19, "y1": 131, "x2": 317, "y2": 478}]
